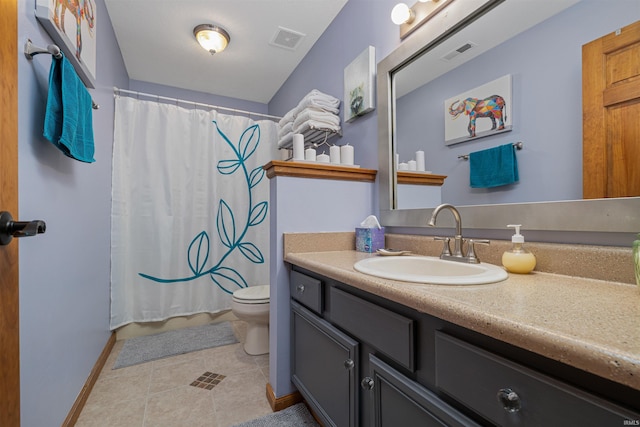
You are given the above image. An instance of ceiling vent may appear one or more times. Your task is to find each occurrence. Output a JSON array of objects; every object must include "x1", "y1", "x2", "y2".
[
  {"x1": 270, "y1": 27, "x2": 306, "y2": 50},
  {"x1": 441, "y1": 41, "x2": 477, "y2": 61}
]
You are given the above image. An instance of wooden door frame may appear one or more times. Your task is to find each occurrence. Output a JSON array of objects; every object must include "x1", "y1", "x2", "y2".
[{"x1": 0, "y1": 0, "x2": 21, "y2": 426}]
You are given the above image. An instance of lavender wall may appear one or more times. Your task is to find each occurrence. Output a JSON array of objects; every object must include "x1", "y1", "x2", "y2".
[
  {"x1": 18, "y1": 0, "x2": 128, "y2": 424},
  {"x1": 268, "y1": 177, "x2": 376, "y2": 397},
  {"x1": 266, "y1": 0, "x2": 401, "y2": 398},
  {"x1": 129, "y1": 79, "x2": 270, "y2": 115},
  {"x1": 269, "y1": 0, "x2": 400, "y2": 170}
]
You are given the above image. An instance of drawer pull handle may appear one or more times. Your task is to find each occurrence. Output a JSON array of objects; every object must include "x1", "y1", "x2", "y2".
[
  {"x1": 361, "y1": 377, "x2": 375, "y2": 390},
  {"x1": 497, "y1": 388, "x2": 521, "y2": 413},
  {"x1": 297, "y1": 284, "x2": 305, "y2": 293},
  {"x1": 343, "y1": 359, "x2": 354, "y2": 370}
]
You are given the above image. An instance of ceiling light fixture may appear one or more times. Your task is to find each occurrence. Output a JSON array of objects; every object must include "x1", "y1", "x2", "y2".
[{"x1": 194, "y1": 24, "x2": 230, "y2": 55}]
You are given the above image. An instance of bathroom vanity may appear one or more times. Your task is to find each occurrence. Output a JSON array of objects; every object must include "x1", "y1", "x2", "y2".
[{"x1": 286, "y1": 247, "x2": 640, "y2": 426}]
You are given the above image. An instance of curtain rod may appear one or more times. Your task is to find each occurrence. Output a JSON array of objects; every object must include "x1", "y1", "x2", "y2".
[{"x1": 113, "y1": 87, "x2": 282, "y2": 121}]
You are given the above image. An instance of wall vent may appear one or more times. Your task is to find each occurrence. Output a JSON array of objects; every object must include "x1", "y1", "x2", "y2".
[
  {"x1": 270, "y1": 27, "x2": 306, "y2": 50},
  {"x1": 441, "y1": 41, "x2": 477, "y2": 61}
]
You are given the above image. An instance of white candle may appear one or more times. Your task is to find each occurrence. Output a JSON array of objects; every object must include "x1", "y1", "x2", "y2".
[
  {"x1": 292, "y1": 134, "x2": 304, "y2": 160},
  {"x1": 398, "y1": 162, "x2": 409, "y2": 171},
  {"x1": 340, "y1": 144, "x2": 354, "y2": 165},
  {"x1": 317, "y1": 152, "x2": 330, "y2": 163},
  {"x1": 395, "y1": 153, "x2": 399, "y2": 168},
  {"x1": 330, "y1": 145, "x2": 341, "y2": 164},
  {"x1": 408, "y1": 160, "x2": 417, "y2": 171},
  {"x1": 416, "y1": 150, "x2": 425, "y2": 171},
  {"x1": 305, "y1": 147, "x2": 316, "y2": 161}
]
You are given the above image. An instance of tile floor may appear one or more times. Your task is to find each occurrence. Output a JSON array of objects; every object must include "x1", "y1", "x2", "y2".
[{"x1": 76, "y1": 321, "x2": 273, "y2": 427}]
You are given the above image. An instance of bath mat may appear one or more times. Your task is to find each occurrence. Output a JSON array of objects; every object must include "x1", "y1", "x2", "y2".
[
  {"x1": 113, "y1": 321, "x2": 238, "y2": 369},
  {"x1": 231, "y1": 403, "x2": 319, "y2": 427}
]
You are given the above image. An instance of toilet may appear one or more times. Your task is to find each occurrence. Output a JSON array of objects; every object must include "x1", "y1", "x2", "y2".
[{"x1": 231, "y1": 285, "x2": 270, "y2": 355}]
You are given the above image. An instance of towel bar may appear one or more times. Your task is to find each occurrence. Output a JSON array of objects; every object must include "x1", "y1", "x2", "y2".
[
  {"x1": 24, "y1": 39, "x2": 99, "y2": 110},
  {"x1": 458, "y1": 141, "x2": 523, "y2": 160}
]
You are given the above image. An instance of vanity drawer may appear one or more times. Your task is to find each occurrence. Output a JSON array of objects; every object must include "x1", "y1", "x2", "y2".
[
  {"x1": 435, "y1": 332, "x2": 638, "y2": 426},
  {"x1": 330, "y1": 287, "x2": 414, "y2": 371},
  {"x1": 290, "y1": 270, "x2": 323, "y2": 314}
]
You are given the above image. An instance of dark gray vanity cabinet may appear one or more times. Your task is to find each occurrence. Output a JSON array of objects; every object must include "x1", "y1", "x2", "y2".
[
  {"x1": 290, "y1": 268, "x2": 477, "y2": 427},
  {"x1": 289, "y1": 266, "x2": 640, "y2": 427},
  {"x1": 368, "y1": 354, "x2": 481, "y2": 426},
  {"x1": 291, "y1": 301, "x2": 359, "y2": 427}
]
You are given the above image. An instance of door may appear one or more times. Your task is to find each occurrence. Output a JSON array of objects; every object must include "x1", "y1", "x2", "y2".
[
  {"x1": 368, "y1": 355, "x2": 480, "y2": 427},
  {"x1": 291, "y1": 301, "x2": 359, "y2": 427},
  {"x1": 583, "y1": 20, "x2": 640, "y2": 199},
  {"x1": 0, "y1": 0, "x2": 21, "y2": 426}
]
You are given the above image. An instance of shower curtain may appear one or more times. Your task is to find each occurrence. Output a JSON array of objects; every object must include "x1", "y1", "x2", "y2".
[{"x1": 110, "y1": 96, "x2": 278, "y2": 329}]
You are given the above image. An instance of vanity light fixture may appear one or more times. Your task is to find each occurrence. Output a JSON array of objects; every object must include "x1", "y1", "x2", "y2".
[
  {"x1": 392, "y1": 0, "x2": 453, "y2": 40},
  {"x1": 391, "y1": 3, "x2": 415, "y2": 25},
  {"x1": 194, "y1": 24, "x2": 230, "y2": 55}
]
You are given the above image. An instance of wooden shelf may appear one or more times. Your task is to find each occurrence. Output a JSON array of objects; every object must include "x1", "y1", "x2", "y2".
[
  {"x1": 397, "y1": 171, "x2": 446, "y2": 186},
  {"x1": 263, "y1": 160, "x2": 377, "y2": 182}
]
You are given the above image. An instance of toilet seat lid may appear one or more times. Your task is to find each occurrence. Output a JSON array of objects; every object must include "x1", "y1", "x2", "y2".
[{"x1": 233, "y1": 285, "x2": 270, "y2": 303}]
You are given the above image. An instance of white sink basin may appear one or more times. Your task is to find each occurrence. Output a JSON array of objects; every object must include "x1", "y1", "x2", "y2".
[{"x1": 353, "y1": 256, "x2": 508, "y2": 285}]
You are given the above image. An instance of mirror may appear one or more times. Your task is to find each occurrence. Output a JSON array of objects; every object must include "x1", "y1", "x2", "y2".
[{"x1": 377, "y1": 0, "x2": 640, "y2": 234}]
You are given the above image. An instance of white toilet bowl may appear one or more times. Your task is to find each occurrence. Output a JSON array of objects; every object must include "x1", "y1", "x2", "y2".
[{"x1": 231, "y1": 285, "x2": 270, "y2": 355}]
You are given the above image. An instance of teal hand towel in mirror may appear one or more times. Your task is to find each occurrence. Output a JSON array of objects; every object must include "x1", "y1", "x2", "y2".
[
  {"x1": 43, "y1": 54, "x2": 95, "y2": 163},
  {"x1": 469, "y1": 143, "x2": 518, "y2": 188}
]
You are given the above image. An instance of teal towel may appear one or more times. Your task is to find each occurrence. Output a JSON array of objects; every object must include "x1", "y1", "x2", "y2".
[
  {"x1": 469, "y1": 143, "x2": 519, "y2": 188},
  {"x1": 43, "y1": 54, "x2": 95, "y2": 163}
]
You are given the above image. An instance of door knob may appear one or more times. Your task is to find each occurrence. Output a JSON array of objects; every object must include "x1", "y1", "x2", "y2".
[
  {"x1": 361, "y1": 377, "x2": 374, "y2": 390},
  {"x1": 0, "y1": 211, "x2": 46, "y2": 245}
]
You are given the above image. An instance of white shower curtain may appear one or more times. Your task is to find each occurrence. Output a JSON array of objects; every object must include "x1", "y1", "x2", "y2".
[{"x1": 110, "y1": 96, "x2": 278, "y2": 330}]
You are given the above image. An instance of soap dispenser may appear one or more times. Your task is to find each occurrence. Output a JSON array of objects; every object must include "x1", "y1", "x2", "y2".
[{"x1": 502, "y1": 224, "x2": 536, "y2": 274}]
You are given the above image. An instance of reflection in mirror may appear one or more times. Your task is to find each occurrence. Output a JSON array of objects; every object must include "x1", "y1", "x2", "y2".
[
  {"x1": 394, "y1": 0, "x2": 635, "y2": 208},
  {"x1": 377, "y1": 0, "x2": 640, "y2": 236}
]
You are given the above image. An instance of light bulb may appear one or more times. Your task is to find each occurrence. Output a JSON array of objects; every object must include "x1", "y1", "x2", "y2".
[
  {"x1": 391, "y1": 3, "x2": 414, "y2": 25},
  {"x1": 194, "y1": 25, "x2": 230, "y2": 55}
]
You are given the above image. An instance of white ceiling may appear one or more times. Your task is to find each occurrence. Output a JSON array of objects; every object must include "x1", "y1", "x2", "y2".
[{"x1": 104, "y1": 0, "x2": 349, "y2": 104}]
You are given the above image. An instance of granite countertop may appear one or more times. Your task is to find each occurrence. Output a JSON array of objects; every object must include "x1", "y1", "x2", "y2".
[{"x1": 284, "y1": 242, "x2": 640, "y2": 391}]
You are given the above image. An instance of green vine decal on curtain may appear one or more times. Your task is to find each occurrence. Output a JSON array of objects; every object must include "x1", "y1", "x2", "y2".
[{"x1": 139, "y1": 120, "x2": 267, "y2": 294}]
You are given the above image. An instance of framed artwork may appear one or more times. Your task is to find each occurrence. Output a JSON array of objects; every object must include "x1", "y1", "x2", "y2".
[
  {"x1": 344, "y1": 46, "x2": 376, "y2": 123},
  {"x1": 444, "y1": 74, "x2": 512, "y2": 146},
  {"x1": 35, "y1": 0, "x2": 97, "y2": 88}
]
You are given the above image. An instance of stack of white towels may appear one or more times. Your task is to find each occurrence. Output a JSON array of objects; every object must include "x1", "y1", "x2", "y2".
[{"x1": 278, "y1": 89, "x2": 341, "y2": 149}]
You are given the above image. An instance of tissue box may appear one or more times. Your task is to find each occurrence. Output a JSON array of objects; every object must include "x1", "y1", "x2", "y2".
[{"x1": 355, "y1": 227, "x2": 385, "y2": 253}]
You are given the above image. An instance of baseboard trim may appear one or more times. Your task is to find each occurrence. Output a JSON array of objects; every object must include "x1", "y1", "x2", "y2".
[
  {"x1": 266, "y1": 382, "x2": 302, "y2": 412},
  {"x1": 62, "y1": 332, "x2": 116, "y2": 427}
]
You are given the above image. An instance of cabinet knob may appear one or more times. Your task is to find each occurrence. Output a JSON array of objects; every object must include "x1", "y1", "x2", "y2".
[
  {"x1": 296, "y1": 284, "x2": 305, "y2": 294},
  {"x1": 497, "y1": 388, "x2": 521, "y2": 413},
  {"x1": 361, "y1": 377, "x2": 375, "y2": 390},
  {"x1": 343, "y1": 359, "x2": 354, "y2": 370}
]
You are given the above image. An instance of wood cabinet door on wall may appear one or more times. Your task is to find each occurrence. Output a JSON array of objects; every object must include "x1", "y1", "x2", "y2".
[{"x1": 583, "y1": 20, "x2": 640, "y2": 199}]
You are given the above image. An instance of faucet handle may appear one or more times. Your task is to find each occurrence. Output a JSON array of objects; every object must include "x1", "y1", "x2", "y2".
[
  {"x1": 466, "y1": 239, "x2": 490, "y2": 263},
  {"x1": 434, "y1": 236, "x2": 451, "y2": 257}
]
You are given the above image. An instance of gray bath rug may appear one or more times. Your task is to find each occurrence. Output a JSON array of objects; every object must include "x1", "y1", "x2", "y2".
[
  {"x1": 232, "y1": 403, "x2": 319, "y2": 427},
  {"x1": 113, "y1": 321, "x2": 238, "y2": 369}
]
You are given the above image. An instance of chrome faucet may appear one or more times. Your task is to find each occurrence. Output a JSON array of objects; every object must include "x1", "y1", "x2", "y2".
[
  {"x1": 428, "y1": 204, "x2": 464, "y2": 258},
  {"x1": 428, "y1": 204, "x2": 489, "y2": 263}
]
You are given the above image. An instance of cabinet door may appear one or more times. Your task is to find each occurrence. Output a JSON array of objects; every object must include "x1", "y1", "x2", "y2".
[
  {"x1": 435, "y1": 332, "x2": 640, "y2": 426},
  {"x1": 368, "y1": 354, "x2": 481, "y2": 427},
  {"x1": 291, "y1": 300, "x2": 359, "y2": 427}
]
